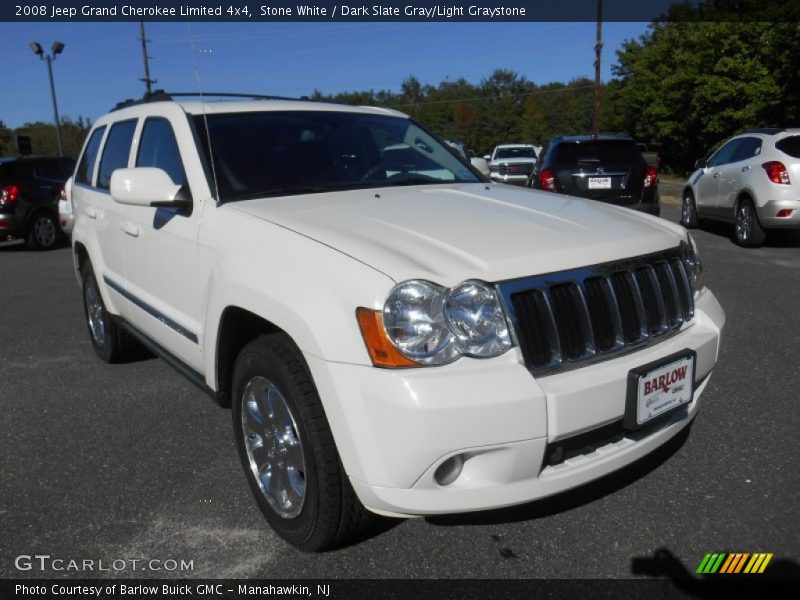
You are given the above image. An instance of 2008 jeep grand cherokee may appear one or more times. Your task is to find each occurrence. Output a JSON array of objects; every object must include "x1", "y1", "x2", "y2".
[{"x1": 70, "y1": 94, "x2": 725, "y2": 551}]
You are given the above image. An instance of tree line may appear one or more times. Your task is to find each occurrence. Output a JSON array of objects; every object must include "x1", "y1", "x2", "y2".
[
  {"x1": 0, "y1": 116, "x2": 92, "y2": 161},
  {"x1": 4, "y1": 15, "x2": 798, "y2": 174}
]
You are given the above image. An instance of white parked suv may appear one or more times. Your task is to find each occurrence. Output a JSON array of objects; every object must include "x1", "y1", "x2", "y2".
[
  {"x1": 681, "y1": 128, "x2": 800, "y2": 247},
  {"x1": 489, "y1": 144, "x2": 538, "y2": 185},
  {"x1": 70, "y1": 94, "x2": 725, "y2": 551}
]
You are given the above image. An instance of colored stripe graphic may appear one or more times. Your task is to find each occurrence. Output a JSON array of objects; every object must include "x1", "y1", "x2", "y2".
[
  {"x1": 698, "y1": 552, "x2": 773, "y2": 574},
  {"x1": 697, "y1": 553, "x2": 727, "y2": 574}
]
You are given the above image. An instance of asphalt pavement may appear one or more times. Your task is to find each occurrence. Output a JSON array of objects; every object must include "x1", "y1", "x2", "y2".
[{"x1": 1, "y1": 205, "x2": 799, "y2": 580}]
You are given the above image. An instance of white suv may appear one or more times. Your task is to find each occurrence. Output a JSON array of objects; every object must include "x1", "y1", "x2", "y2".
[
  {"x1": 681, "y1": 128, "x2": 800, "y2": 247},
  {"x1": 70, "y1": 95, "x2": 725, "y2": 551}
]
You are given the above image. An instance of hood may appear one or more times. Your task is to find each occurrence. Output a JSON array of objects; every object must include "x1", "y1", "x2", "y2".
[{"x1": 229, "y1": 183, "x2": 686, "y2": 285}]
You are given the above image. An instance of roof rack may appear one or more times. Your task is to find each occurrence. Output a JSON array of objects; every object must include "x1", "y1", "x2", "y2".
[
  {"x1": 111, "y1": 90, "x2": 308, "y2": 112},
  {"x1": 742, "y1": 128, "x2": 786, "y2": 135}
]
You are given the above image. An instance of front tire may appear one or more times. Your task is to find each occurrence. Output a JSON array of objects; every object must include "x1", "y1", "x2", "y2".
[
  {"x1": 27, "y1": 212, "x2": 58, "y2": 250},
  {"x1": 232, "y1": 334, "x2": 373, "y2": 551},
  {"x1": 734, "y1": 198, "x2": 766, "y2": 248},
  {"x1": 680, "y1": 190, "x2": 699, "y2": 229}
]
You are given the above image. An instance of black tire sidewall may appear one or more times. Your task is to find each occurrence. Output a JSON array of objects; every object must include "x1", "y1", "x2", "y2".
[
  {"x1": 27, "y1": 213, "x2": 58, "y2": 250},
  {"x1": 82, "y1": 266, "x2": 113, "y2": 362},
  {"x1": 232, "y1": 338, "x2": 323, "y2": 548},
  {"x1": 734, "y1": 199, "x2": 766, "y2": 247},
  {"x1": 681, "y1": 192, "x2": 698, "y2": 228}
]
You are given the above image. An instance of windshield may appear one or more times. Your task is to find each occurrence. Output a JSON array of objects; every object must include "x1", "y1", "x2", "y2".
[
  {"x1": 193, "y1": 110, "x2": 480, "y2": 202},
  {"x1": 494, "y1": 147, "x2": 536, "y2": 160}
]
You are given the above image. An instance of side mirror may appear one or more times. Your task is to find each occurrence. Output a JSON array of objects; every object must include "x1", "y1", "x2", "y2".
[
  {"x1": 694, "y1": 158, "x2": 707, "y2": 170},
  {"x1": 483, "y1": 155, "x2": 491, "y2": 160},
  {"x1": 110, "y1": 168, "x2": 192, "y2": 209}
]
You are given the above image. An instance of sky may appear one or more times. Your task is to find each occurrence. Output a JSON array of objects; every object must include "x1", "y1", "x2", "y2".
[{"x1": 0, "y1": 21, "x2": 649, "y2": 128}]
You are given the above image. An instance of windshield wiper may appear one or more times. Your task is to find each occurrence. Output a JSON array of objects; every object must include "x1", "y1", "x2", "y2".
[
  {"x1": 383, "y1": 176, "x2": 451, "y2": 187},
  {"x1": 235, "y1": 185, "x2": 328, "y2": 200}
]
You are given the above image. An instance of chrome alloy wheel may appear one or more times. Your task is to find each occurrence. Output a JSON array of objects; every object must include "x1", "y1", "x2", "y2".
[
  {"x1": 736, "y1": 203, "x2": 753, "y2": 241},
  {"x1": 85, "y1": 279, "x2": 106, "y2": 347},
  {"x1": 33, "y1": 215, "x2": 56, "y2": 248},
  {"x1": 241, "y1": 376, "x2": 306, "y2": 519}
]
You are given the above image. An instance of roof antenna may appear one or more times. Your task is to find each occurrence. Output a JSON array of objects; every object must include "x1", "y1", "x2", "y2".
[
  {"x1": 187, "y1": 22, "x2": 221, "y2": 205},
  {"x1": 138, "y1": 21, "x2": 157, "y2": 94}
]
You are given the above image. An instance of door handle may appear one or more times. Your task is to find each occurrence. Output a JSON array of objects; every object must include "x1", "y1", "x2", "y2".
[
  {"x1": 741, "y1": 165, "x2": 750, "y2": 172},
  {"x1": 85, "y1": 207, "x2": 98, "y2": 219},
  {"x1": 713, "y1": 172, "x2": 720, "y2": 178},
  {"x1": 121, "y1": 222, "x2": 140, "y2": 237}
]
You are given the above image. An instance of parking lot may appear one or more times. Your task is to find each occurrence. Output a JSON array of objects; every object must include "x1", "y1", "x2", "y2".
[{"x1": 1, "y1": 204, "x2": 798, "y2": 580}]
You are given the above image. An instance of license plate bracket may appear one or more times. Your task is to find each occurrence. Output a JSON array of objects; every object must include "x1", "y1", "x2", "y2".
[{"x1": 624, "y1": 349, "x2": 697, "y2": 430}]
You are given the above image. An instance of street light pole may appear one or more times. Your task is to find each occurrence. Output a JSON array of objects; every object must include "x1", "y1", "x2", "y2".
[{"x1": 30, "y1": 41, "x2": 65, "y2": 157}]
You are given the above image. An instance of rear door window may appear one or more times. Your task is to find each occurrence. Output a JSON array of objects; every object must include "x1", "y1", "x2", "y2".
[
  {"x1": 135, "y1": 118, "x2": 187, "y2": 187},
  {"x1": 707, "y1": 139, "x2": 741, "y2": 167},
  {"x1": 97, "y1": 120, "x2": 137, "y2": 190},
  {"x1": 731, "y1": 137, "x2": 762, "y2": 162},
  {"x1": 76, "y1": 127, "x2": 106, "y2": 186},
  {"x1": 776, "y1": 136, "x2": 800, "y2": 158}
]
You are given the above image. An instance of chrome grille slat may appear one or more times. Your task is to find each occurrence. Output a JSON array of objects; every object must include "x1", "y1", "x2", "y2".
[
  {"x1": 500, "y1": 246, "x2": 696, "y2": 376},
  {"x1": 658, "y1": 261, "x2": 684, "y2": 328},
  {"x1": 602, "y1": 275, "x2": 626, "y2": 349},
  {"x1": 626, "y1": 271, "x2": 650, "y2": 342},
  {"x1": 672, "y1": 259, "x2": 695, "y2": 319}
]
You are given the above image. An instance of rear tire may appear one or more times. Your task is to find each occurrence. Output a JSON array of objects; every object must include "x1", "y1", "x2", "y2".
[
  {"x1": 81, "y1": 263, "x2": 140, "y2": 363},
  {"x1": 26, "y1": 212, "x2": 58, "y2": 250},
  {"x1": 680, "y1": 190, "x2": 699, "y2": 229},
  {"x1": 734, "y1": 198, "x2": 766, "y2": 248},
  {"x1": 232, "y1": 333, "x2": 374, "y2": 551}
]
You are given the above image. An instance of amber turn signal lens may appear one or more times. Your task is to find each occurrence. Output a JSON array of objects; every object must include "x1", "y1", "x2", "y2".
[{"x1": 356, "y1": 308, "x2": 419, "y2": 368}]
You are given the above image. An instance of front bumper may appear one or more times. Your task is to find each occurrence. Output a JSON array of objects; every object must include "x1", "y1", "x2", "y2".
[
  {"x1": 306, "y1": 288, "x2": 724, "y2": 517},
  {"x1": 490, "y1": 173, "x2": 530, "y2": 186}
]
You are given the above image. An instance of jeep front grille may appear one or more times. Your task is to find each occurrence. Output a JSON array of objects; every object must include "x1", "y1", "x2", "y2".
[{"x1": 496, "y1": 246, "x2": 695, "y2": 375}]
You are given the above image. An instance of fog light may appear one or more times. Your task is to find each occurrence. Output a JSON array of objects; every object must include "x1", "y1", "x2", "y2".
[
  {"x1": 434, "y1": 454, "x2": 464, "y2": 486},
  {"x1": 776, "y1": 209, "x2": 794, "y2": 218}
]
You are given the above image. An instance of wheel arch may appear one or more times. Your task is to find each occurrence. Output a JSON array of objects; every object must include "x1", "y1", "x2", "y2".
[{"x1": 213, "y1": 306, "x2": 285, "y2": 407}]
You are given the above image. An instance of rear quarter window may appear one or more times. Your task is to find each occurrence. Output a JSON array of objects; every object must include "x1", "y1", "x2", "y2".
[{"x1": 775, "y1": 136, "x2": 800, "y2": 158}]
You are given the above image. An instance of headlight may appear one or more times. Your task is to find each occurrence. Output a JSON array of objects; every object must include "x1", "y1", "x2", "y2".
[
  {"x1": 380, "y1": 279, "x2": 511, "y2": 366},
  {"x1": 444, "y1": 280, "x2": 511, "y2": 357},
  {"x1": 685, "y1": 233, "x2": 703, "y2": 292},
  {"x1": 382, "y1": 280, "x2": 458, "y2": 365}
]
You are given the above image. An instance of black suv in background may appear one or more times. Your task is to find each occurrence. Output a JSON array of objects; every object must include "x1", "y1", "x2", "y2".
[
  {"x1": 0, "y1": 156, "x2": 75, "y2": 249},
  {"x1": 529, "y1": 135, "x2": 660, "y2": 216}
]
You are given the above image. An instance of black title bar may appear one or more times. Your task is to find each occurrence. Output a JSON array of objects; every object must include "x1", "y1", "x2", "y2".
[{"x1": 4, "y1": 0, "x2": 800, "y2": 22}]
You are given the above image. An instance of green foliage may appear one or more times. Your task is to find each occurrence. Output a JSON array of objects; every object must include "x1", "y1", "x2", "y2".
[
  {"x1": 1, "y1": 116, "x2": 92, "y2": 159},
  {"x1": 314, "y1": 70, "x2": 607, "y2": 157},
  {"x1": 611, "y1": 20, "x2": 800, "y2": 172}
]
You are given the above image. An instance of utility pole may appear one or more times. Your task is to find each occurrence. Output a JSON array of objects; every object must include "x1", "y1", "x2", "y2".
[
  {"x1": 593, "y1": 0, "x2": 603, "y2": 137},
  {"x1": 138, "y1": 21, "x2": 156, "y2": 94}
]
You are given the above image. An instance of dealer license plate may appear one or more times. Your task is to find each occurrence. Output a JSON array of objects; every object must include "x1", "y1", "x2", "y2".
[
  {"x1": 588, "y1": 177, "x2": 611, "y2": 189},
  {"x1": 624, "y1": 350, "x2": 696, "y2": 429}
]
